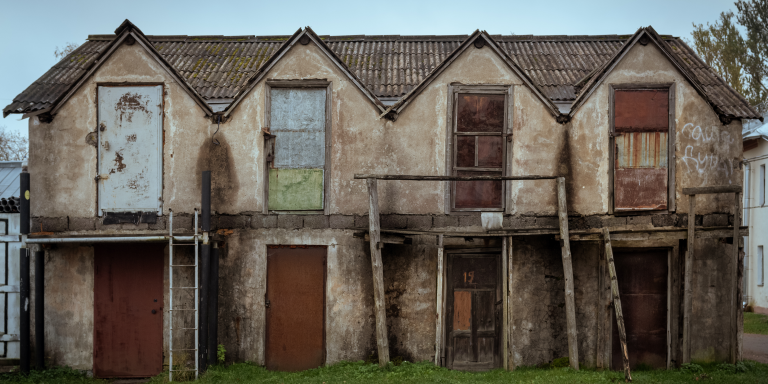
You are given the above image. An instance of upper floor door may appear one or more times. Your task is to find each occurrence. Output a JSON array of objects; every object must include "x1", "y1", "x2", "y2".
[{"x1": 97, "y1": 85, "x2": 163, "y2": 216}]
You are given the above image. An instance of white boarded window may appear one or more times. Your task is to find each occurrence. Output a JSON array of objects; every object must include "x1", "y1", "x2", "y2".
[
  {"x1": 268, "y1": 88, "x2": 327, "y2": 211},
  {"x1": 97, "y1": 85, "x2": 163, "y2": 215},
  {"x1": 759, "y1": 246, "x2": 764, "y2": 286}
]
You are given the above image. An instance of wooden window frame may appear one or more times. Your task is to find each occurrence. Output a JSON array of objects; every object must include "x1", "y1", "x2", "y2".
[
  {"x1": 760, "y1": 164, "x2": 766, "y2": 206},
  {"x1": 608, "y1": 83, "x2": 676, "y2": 215},
  {"x1": 445, "y1": 84, "x2": 514, "y2": 213},
  {"x1": 263, "y1": 79, "x2": 333, "y2": 215},
  {"x1": 95, "y1": 83, "x2": 165, "y2": 217}
]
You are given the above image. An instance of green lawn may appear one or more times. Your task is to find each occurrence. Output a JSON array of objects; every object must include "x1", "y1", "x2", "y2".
[
  {"x1": 4, "y1": 360, "x2": 768, "y2": 384},
  {"x1": 745, "y1": 312, "x2": 768, "y2": 335}
]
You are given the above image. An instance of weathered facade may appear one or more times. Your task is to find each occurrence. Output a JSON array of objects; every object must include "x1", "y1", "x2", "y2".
[{"x1": 2, "y1": 20, "x2": 760, "y2": 377}]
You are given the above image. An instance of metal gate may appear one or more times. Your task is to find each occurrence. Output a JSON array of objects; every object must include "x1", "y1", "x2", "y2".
[{"x1": 0, "y1": 213, "x2": 21, "y2": 361}]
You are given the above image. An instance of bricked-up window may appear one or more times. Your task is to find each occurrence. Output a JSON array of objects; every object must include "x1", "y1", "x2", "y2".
[
  {"x1": 453, "y1": 94, "x2": 505, "y2": 210},
  {"x1": 613, "y1": 89, "x2": 670, "y2": 211}
]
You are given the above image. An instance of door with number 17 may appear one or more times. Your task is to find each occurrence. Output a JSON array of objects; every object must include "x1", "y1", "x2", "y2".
[{"x1": 446, "y1": 254, "x2": 501, "y2": 371}]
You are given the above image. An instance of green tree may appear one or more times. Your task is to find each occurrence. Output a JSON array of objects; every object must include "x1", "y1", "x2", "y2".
[{"x1": 690, "y1": 3, "x2": 768, "y2": 112}]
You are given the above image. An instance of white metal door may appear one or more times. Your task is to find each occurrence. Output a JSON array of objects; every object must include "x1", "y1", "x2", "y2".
[
  {"x1": 98, "y1": 86, "x2": 163, "y2": 215},
  {"x1": 0, "y1": 214, "x2": 20, "y2": 359}
]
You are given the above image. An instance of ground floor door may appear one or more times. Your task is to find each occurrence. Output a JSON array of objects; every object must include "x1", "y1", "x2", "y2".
[
  {"x1": 265, "y1": 245, "x2": 326, "y2": 371},
  {"x1": 446, "y1": 253, "x2": 501, "y2": 371},
  {"x1": 612, "y1": 249, "x2": 668, "y2": 369},
  {"x1": 94, "y1": 243, "x2": 164, "y2": 378}
]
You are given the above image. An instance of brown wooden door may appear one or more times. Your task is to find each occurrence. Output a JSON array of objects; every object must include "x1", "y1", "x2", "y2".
[
  {"x1": 94, "y1": 243, "x2": 164, "y2": 378},
  {"x1": 612, "y1": 249, "x2": 668, "y2": 369},
  {"x1": 266, "y1": 246, "x2": 326, "y2": 371},
  {"x1": 446, "y1": 254, "x2": 500, "y2": 371}
]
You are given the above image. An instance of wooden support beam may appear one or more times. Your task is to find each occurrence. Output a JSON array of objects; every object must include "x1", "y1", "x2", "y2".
[
  {"x1": 731, "y1": 192, "x2": 742, "y2": 363},
  {"x1": 366, "y1": 178, "x2": 389, "y2": 366},
  {"x1": 354, "y1": 174, "x2": 558, "y2": 181},
  {"x1": 682, "y1": 185, "x2": 742, "y2": 195},
  {"x1": 603, "y1": 228, "x2": 632, "y2": 382},
  {"x1": 434, "y1": 235, "x2": 444, "y2": 366},
  {"x1": 557, "y1": 177, "x2": 579, "y2": 371},
  {"x1": 683, "y1": 195, "x2": 695, "y2": 364},
  {"x1": 565, "y1": 227, "x2": 748, "y2": 242},
  {"x1": 360, "y1": 233, "x2": 413, "y2": 245}
]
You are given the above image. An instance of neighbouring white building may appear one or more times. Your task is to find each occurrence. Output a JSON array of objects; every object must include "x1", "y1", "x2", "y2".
[{"x1": 744, "y1": 114, "x2": 768, "y2": 314}]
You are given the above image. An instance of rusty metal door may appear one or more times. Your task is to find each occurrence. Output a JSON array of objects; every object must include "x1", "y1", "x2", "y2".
[
  {"x1": 94, "y1": 243, "x2": 164, "y2": 378},
  {"x1": 611, "y1": 249, "x2": 668, "y2": 370},
  {"x1": 613, "y1": 89, "x2": 669, "y2": 211},
  {"x1": 446, "y1": 254, "x2": 500, "y2": 371},
  {"x1": 97, "y1": 85, "x2": 163, "y2": 215},
  {"x1": 266, "y1": 246, "x2": 326, "y2": 371}
]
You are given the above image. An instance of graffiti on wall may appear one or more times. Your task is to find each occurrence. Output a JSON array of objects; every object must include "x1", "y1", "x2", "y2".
[{"x1": 679, "y1": 123, "x2": 737, "y2": 185}]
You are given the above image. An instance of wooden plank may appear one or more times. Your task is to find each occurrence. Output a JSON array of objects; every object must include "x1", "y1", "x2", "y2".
[
  {"x1": 506, "y1": 236, "x2": 514, "y2": 370},
  {"x1": 682, "y1": 186, "x2": 742, "y2": 195},
  {"x1": 603, "y1": 228, "x2": 632, "y2": 381},
  {"x1": 434, "y1": 235, "x2": 444, "y2": 366},
  {"x1": 568, "y1": 227, "x2": 748, "y2": 242},
  {"x1": 683, "y1": 195, "x2": 695, "y2": 364},
  {"x1": 557, "y1": 177, "x2": 579, "y2": 371},
  {"x1": 354, "y1": 174, "x2": 558, "y2": 181},
  {"x1": 361, "y1": 233, "x2": 412, "y2": 245},
  {"x1": 736, "y1": 244, "x2": 744, "y2": 363},
  {"x1": 731, "y1": 192, "x2": 742, "y2": 363},
  {"x1": 366, "y1": 178, "x2": 389, "y2": 366}
]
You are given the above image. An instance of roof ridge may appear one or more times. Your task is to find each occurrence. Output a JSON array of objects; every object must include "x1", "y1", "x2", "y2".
[{"x1": 87, "y1": 33, "x2": 680, "y2": 43}]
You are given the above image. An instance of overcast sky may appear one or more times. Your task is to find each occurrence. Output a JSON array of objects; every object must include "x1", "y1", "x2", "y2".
[{"x1": 0, "y1": 0, "x2": 739, "y2": 138}]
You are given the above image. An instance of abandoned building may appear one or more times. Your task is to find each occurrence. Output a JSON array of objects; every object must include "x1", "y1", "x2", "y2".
[{"x1": 1, "y1": 19, "x2": 760, "y2": 379}]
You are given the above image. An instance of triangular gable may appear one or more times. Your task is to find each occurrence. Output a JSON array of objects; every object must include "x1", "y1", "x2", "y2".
[
  {"x1": 49, "y1": 19, "x2": 214, "y2": 118},
  {"x1": 223, "y1": 27, "x2": 388, "y2": 118},
  {"x1": 382, "y1": 30, "x2": 564, "y2": 122},
  {"x1": 568, "y1": 26, "x2": 761, "y2": 123}
]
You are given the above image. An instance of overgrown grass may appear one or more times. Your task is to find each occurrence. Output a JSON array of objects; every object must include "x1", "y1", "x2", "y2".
[
  {"x1": 4, "y1": 360, "x2": 768, "y2": 383},
  {"x1": 745, "y1": 312, "x2": 768, "y2": 335}
]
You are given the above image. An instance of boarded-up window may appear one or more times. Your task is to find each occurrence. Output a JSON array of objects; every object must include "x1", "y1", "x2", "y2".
[
  {"x1": 614, "y1": 89, "x2": 669, "y2": 211},
  {"x1": 97, "y1": 85, "x2": 163, "y2": 214},
  {"x1": 268, "y1": 88, "x2": 326, "y2": 211},
  {"x1": 453, "y1": 94, "x2": 505, "y2": 210}
]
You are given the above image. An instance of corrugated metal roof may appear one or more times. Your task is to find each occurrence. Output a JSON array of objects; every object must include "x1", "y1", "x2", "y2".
[
  {"x1": 0, "y1": 161, "x2": 23, "y2": 199},
  {"x1": 2, "y1": 32, "x2": 759, "y2": 120}
]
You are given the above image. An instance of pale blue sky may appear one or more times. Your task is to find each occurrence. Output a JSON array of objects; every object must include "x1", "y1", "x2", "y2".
[{"x1": 0, "y1": 0, "x2": 737, "y2": 137}]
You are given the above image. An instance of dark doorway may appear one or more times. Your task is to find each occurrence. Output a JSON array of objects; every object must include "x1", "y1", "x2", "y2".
[
  {"x1": 94, "y1": 243, "x2": 164, "y2": 378},
  {"x1": 612, "y1": 249, "x2": 668, "y2": 370},
  {"x1": 265, "y1": 245, "x2": 326, "y2": 371},
  {"x1": 446, "y1": 253, "x2": 501, "y2": 371}
]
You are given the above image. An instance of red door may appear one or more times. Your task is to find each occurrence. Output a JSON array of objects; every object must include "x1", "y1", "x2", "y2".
[
  {"x1": 266, "y1": 245, "x2": 326, "y2": 371},
  {"x1": 94, "y1": 243, "x2": 164, "y2": 378}
]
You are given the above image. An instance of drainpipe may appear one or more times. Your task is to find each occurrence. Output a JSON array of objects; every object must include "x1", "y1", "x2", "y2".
[
  {"x1": 199, "y1": 171, "x2": 211, "y2": 372},
  {"x1": 19, "y1": 173, "x2": 30, "y2": 374},
  {"x1": 34, "y1": 250, "x2": 44, "y2": 370},
  {"x1": 208, "y1": 243, "x2": 219, "y2": 366}
]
